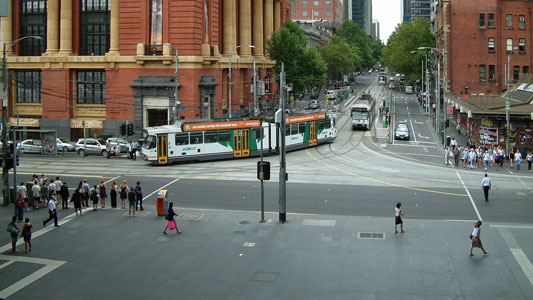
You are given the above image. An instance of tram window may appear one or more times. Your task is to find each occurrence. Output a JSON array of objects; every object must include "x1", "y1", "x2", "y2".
[
  {"x1": 218, "y1": 130, "x2": 231, "y2": 143},
  {"x1": 318, "y1": 120, "x2": 325, "y2": 131},
  {"x1": 325, "y1": 119, "x2": 331, "y2": 129},
  {"x1": 285, "y1": 125, "x2": 290, "y2": 136},
  {"x1": 175, "y1": 133, "x2": 189, "y2": 145},
  {"x1": 291, "y1": 124, "x2": 298, "y2": 135},
  {"x1": 299, "y1": 122, "x2": 306, "y2": 134},
  {"x1": 252, "y1": 128, "x2": 261, "y2": 140},
  {"x1": 143, "y1": 135, "x2": 156, "y2": 149},
  {"x1": 190, "y1": 132, "x2": 203, "y2": 144},
  {"x1": 205, "y1": 131, "x2": 217, "y2": 143}
]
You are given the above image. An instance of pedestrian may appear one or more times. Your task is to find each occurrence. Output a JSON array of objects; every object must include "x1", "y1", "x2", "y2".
[
  {"x1": 110, "y1": 181, "x2": 118, "y2": 208},
  {"x1": 128, "y1": 141, "x2": 133, "y2": 160},
  {"x1": 527, "y1": 152, "x2": 533, "y2": 170},
  {"x1": 498, "y1": 147, "x2": 505, "y2": 168},
  {"x1": 515, "y1": 150, "x2": 522, "y2": 170},
  {"x1": 128, "y1": 187, "x2": 136, "y2": 217},
  {"x1": 60, "y1": 181, "x2": 70, "y2": 209},
  {"x1": 31, "y1": 181, "x2": 41, "y2": 210},
  {"x1": 483, "y1": 150, "x2": 490, "y2": 171},
  {"x1": 21, "y1": 217, "x2": 32, "y2": 253},
  {"x1": 106, "y1": 141, "x2": 112, "y2": 159},
  {"x1": 134, "y1": 181, "x2": 143, "y2": 211},
  {"x1": 17, "y1": 182, "x2": 29, "y2": 211},
  {"x1": 119, "y1": 180, "x2": 128, "y2": 209},
  {"x1": 444, "y1": 147, "x2": 451, "y2": 166},
  {"x1": 131, "y1": 139, "x2": 138, "y2": 161},
  {"x1": 40, "y1": 180, "x2": 49, "y2": 208},
  {"x1": 39, "y1": 174, "x2": 48, "y2": 186},
  {"x1": 7, "y1": 216, "x2": 20, "y2": 253},
  {"x1": 90, "y1": 185, "x2": 99, "y2": 211},
  {"x1": 54, "y1": 176, "x2": 62, "y2": 205},
  {"x1": 456, "y1": 123, "x2": 461, "y2": 134},
  {"x1": 15, "y1": 194, "x2": 25, "y2": 221},
  {"x1": 468, "y1": 149, "x2": 476, "y2": 169},
  {"x1": 462, "y1": 147, "x2": 469, "y2": 168},
  {"x1": 469, "y1": 220, "x2": 488, "y2": 256},
  {"x1": 450, "y1": 138, "x2": 457, "y2": 150},
  {"x1": 394, "y1": 202, "x2": 405, "y2": 234},
  {"x1": 163, "y1": 202, "x2": 181, "y2": 234},
  {"x1": 99, "y1": 180, "x2": 107, "y2": 208},
  {"x1": 82, "y1": 179, "x2": 90, "y2": 208},
  {"x1": 509, "y1": 149, "x2": 515, "y2": 168},
  {"x1": 481, "y1": 173, "x2": 491, "y2": 201},
  {"x1": 453, "y1": 146, "x2": 460, "y2": 167},
  {"x1": 43, "y1": 195, "x2": 59, "y2": 227},
  {"x1": 115, "y1": 142, "x2": 121, "y2": 159},
  {"x1": 73, "y1": 181, "x2": 83, "y2": 216}
]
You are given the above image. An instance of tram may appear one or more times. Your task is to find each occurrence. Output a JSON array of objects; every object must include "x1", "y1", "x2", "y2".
[
  {"x1": 351, "y1": 93, "x2": 375, "y2": 130},
  {"x1": 141, "y1": 112, "x2": 336, "y2": 165}
]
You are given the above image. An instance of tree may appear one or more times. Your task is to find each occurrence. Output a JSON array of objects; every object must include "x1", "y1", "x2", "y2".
[
  {"x1": 381, "y1": 18, "x2": 435, "y2": 82},
  {"x1": 320, "y1": 35, "x2": 361, "y2": 79},
  {"x1": 336, "y1": 20, "x2": 375, "y2": 69},
  {"x1": 266, "y1": 19, "x2": 326, "y2": 92}
]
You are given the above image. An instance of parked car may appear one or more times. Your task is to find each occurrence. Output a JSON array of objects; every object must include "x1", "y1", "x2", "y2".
[
  {"x1": 308, "y1": 100, "x2": 320, "y2": 109},
  {"x1": 17, "y1": 139, "x2": 42, "y2": 154},
  {"x1": 394, "y1": 123, "x2": 410, "y2": 140},
  {"x1": 56, "y1": 138, "x2": 75, "y2": 152},
  {"x1": 106, "y1": 137, "x2": 129, "y2": 153},
  {"x1": 75, "y1": 139, "x2": 107, "y2": 156}
]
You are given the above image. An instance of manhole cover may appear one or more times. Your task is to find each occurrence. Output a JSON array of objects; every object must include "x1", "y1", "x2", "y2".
[
  {"x1": 358, "y1": 232, "x2": 385, "y2": 239},
  {"x1": 252, "y1": 272, "x2": 279, "y2": 282},
  {"x1": 238, "y1": 220, "x2": 250, "y2": 225},
  {"x1": 178, "y1": 213, "x2": 203, "y2": 220}
]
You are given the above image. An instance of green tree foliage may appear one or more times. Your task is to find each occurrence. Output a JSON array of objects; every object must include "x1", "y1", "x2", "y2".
[
  {"x1": 381, "y1": 18, "x2": 435, "y2": 82},
  {"x1": 369, "y1": 39, "x2": 384, "y2": 63},
  {"x1": 336, "y1": 20, "x2": 375, "y2": 69},
  {"x1": 320, "y1": 35, "x2": 361, "y2": 79},
  {"x1": 266, "y1": 19, "x2": 326, "y2": 92}
]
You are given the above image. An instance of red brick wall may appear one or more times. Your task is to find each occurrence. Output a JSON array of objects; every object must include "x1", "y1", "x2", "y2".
[
  {"x1": 169, "y1": 0, "x2": 204, "y2": 56},
  {"x1": 41, "y1": 70, "x2": 73, "y2": 119},
  {"x1": 119, "y1": 0, "x2": 146, "y2": 56}
]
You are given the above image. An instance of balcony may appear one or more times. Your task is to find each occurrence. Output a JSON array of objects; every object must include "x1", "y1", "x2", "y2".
[{"x1": 134, "y1": 43, "x2": 174, "y2": 65}]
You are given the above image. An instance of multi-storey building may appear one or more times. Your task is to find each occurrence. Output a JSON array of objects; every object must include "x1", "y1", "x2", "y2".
[
  {"x1": 409, "y1": 0, "x2": 431, "y2": 21},
  {"x1": 371, "y1": 19, "x2": 380, "y2": 41},
  {"x1": 290, "y1": 0, "x2": 343, "y2": 25},
  {"x1": 402, "y1": 0, "x2": 410, "y2": 22},
  {"x1": 351, "y1": 0, "x2": 371, "y2": 35},
  {"x1": 0, "y1": 0, "x2": 289, "y2": 140}
]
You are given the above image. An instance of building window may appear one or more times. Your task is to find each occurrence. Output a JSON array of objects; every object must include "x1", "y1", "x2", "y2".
[
  {"x1": 313, "y1": 0, "x2": 319, "y2": 5},
  {"x1": 291, "y1": 10, "x2": 296, "y2": 16},
  {"x1": 313, "y1": 10, "x2": 319, "y2": 16},
  {"x1": 479, "y1": 13, "x2": 485, "y2": 27},
  {"x1": 77, "y1": 71, "x2": 106, "y2": 104},
  {"x1": 513, "y1": 66, "x2": 520, "y2": 82},
  {"x1": 507, "y1": 38, "x2": 513, "y2": 52},
  {"x1": 519, "y1": 39, "x2": 526, "y2": 53},
  {"x1": 523, "y1": 66, "x2": 529, "y2": 74},
  {"x1": 291, "y1": 0, "x2": 296, "y2": 5},
  {"x1": 488, "y1": 13, "x2": 494, "y2": 28},
  {"x1": 302, "y1": 10, "x2": 307, "y2": 16},
  {"x1": 80, "y1": 0, "x2": 111, "y2": 56},
  {"x1": 302, "y1": 0, "x2": 307, "y2": 6},
  {"x1": 150, "y1": 0, "x2": 163, "y2": 44},
  {"x1": 16, "y1": 71, "x2": 41, "y2": 103},
  {"x1": 506, "y1": 14, "x2": 513, "y2": 27},
  {"x1": 479, "y1": 65, "x2": 486, "y2": 80},
  {"x1": 488, "y1": 37, "x2": 495, "y2": 52},
  {"x1": 519, "y1": 15, "x2": 525, "y2": 30},
  {"x1": 19, "y1": 0, "x2": 47, "y2": 56},
  {"x1": 488, "y1": 65, "x2": 495, "y2": 81},
  {"x1": 325, "y1": 0, "x2": 330, "y2": 5},
  {"x1": 325, "y1": 10, "x2": 331, "y2": 17}
]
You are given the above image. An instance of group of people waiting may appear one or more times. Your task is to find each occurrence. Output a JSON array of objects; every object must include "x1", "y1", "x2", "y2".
[{"x1": 105, "y1": 139, "x2": 140, "y2": 160}]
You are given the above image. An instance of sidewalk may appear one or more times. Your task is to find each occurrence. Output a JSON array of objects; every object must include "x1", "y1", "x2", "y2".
[{"x1": 1, "y1": 202, "x2": 532, "y2": 299}]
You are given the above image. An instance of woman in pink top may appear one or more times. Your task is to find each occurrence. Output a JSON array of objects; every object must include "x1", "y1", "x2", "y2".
[{"x1": 394, "y1": 202, "x2": 405, "y2": 234}]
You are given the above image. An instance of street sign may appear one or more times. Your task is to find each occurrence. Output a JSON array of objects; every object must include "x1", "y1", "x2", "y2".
[
  {"x1": 530, "y1": 112, "x2": 533, "y2": 120},
  {"x1": 505, "y1": 102, "x2": 510, "y2": 110}
]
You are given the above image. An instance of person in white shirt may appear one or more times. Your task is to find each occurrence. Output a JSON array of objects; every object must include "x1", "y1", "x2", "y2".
[
  {"x1": 450, "y1": 138, "x2": 457, "y2": 150},
  {"x1": 43, "y1": 196, "x2": 59, "y2": 227},
  {"x1": 31, "y1": 184, "x2": 41, "y2": 210},
  {"x1": 481, "y1": 174, "x2": 491, "y2": 201},
  {"x1": 17, "y1": 182, "x2": 28, "y2": 210},
  {"x1": 470, "y1": 220, "x2": 487, "y2": 256},
  {"x1": 54, "y1": 176, "x2": 62, "y2": 204},
  {"x1": 483, "y1": 151, "x2": 490, "y2": 171},
  {"x1": 468, "y1": 150, "x2": 476, "y2": 169},
  {"x1": 515, "y1": 150, "x2": 522, "y2": 170},
  {"x1": 527, "y1": 152, "x2": 533, "y2": 170}
]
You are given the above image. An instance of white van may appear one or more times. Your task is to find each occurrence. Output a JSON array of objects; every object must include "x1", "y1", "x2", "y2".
[
  {"x1": 405, "y1": 85, "x2": 413, "y2": 94},
  {"x1": 326, "y1": 90, "x2": 336, "y2": 100}
]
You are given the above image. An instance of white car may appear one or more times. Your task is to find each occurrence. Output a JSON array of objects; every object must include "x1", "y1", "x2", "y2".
[
  {"x1": 56, "y1": 138, "x2": 75, "y2": 152},
  {"x1": 75, "y1": 139, "x2": 107, "y2": 156},
  {"x1": 17, "y1": 139, "x2": 42, "y2": 154}
]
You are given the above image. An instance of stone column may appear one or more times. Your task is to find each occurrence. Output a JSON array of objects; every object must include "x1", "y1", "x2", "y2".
[
  {"x1": 253, "y1": 0, "x2": 264, "y2": 57},
  {"x1": 223, "y1": 0, "x2": 233, "y2": 54},
  {"x1": 59, "y1": 0, "x2": 73, "y2": 55},
  {"x1": 46, "y1": 0, "x2": 60, "y2": 54},
  {"x1": 232, "y1": 0, "x2": 237, "y2": 51},
  {"x1": 239, "y1": 0, "x2": 252, "y2": 56},
  {"x1": 107, "y1": 0, "x2": 120, "y2": 55},
  {"x1": 264, "y1": 0, "x2": 273, "y2": 41},
  {"x1": 274, "y1": 0, "x2": 280, "y2": 32},
  {"x1": 0, "y1": 0, "x2": 12, "y2": 55}
]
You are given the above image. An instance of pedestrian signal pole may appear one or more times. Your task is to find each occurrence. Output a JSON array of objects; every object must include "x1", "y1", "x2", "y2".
[{"x1": 279, "y1": 63, "x2": 287, "y2": 223}]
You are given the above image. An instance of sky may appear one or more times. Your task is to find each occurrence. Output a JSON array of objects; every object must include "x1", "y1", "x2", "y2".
[{"x1": 372, "y1": 0, "x2": 402, "y2": 43}]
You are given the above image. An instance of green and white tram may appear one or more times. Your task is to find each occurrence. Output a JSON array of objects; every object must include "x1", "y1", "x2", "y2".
[{"x1": 141, "y1": 112, "x2": 336, "y2": 165}]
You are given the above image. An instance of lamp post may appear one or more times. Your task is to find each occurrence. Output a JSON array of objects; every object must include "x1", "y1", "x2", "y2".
[
  {"x1": 2, "y1": 36, "x2": 41, "y2": 207},
  {"x1": 419, "y1": 47, "x2": 446, "y2": 139},
  {"x1": 228, "y1": 45, "x2": 255, "y2": 118},
  {"x1": 505, "y1": 48, "x2": 517, "y2": 154},
  {"x1": 410, "y1": 50, "x2": 429, "y2": 114}
]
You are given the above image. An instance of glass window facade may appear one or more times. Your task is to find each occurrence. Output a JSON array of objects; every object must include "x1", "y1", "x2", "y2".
[
  {"x1": 519, "y1": 15, "x2": 525, "y2": 30},
  {"x1": 77, "y1": 71, "x2": 106, "y2": 104},
  {"x1": 20, "y1": 0, "x2": 47, "y2": 56},
  {"x1": 16, "y1": 71, "x2": 41, "y2": 103},
  {"x1": 519, "y1": 38, "x2": 526, "y2": 52},
  {"x1": 488, "y1": 14, "x2": 494, "y2": 28},
  {"x1": 507, "y1": 38, "x2": 513, "y2": 52},
  {"x1": 479, "y1": 65, "x2": 486, "y2": 80},
  {"x1": 488, "y1": 65, "x2": 495, "y2": 81},
  {"x1": 80, "y1": 0, "x2": 111, "y2": 56},
  {"x1": 488, "y1": 37, "x2": 495, "y2": 52},
  {"x1": 479, "y1": 13, "x2": 485, "y2": 27},
  {"x1": 506, "y1": 14, "x2": 512, "y2": 27}
]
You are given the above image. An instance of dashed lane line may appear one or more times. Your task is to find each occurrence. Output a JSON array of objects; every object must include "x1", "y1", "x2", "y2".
[{"x1": 455, "y1": 171, "x2": 482, "y2": 221}]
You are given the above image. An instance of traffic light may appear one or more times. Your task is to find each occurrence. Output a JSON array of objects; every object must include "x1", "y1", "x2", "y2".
[
  {"x1": 127, "y1": 124, "x2": 134, "y2": 136},
  {"x1": 120, "y1": 123, "x2": 126, "y2": 136},
  {"x1": 257, "y1": 161, "x2": 270, "y2": 181}
]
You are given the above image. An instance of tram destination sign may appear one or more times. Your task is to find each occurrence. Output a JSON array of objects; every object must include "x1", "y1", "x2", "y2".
[
  {"x1": 182, "y1": 120, "x2": 261, "y2": 132},
  {"x1": 285, "y1": 113, "x2": 326, "y2": 124}
]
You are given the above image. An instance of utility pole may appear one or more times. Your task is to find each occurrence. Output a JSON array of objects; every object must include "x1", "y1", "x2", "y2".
[
  {"x1": 2, "y1": 43, "x2": 9, "y2": 206},
  {"x1": 436, "y1": 59, "x2": 441, "y2": 139},
  {"x1": 506, "y1": 52, "x2": 512, "y2": 154},
  {"x1": 253, "y1": 56, "x2": 257, "y2": 117},
  {"x1": 228, "y1": 47, "x2": 233, "y2": 118},
  {"x1": 175, "y1": 49, "x2": 179, "y2": 122},
  {"x1": 279, "y1": 63, "x2": 286, "y2": 223}
]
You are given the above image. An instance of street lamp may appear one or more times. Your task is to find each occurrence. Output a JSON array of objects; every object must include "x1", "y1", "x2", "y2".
[
  {"x1": 505, "y1": 47, "x2": 518, "y2": 154},
  {"x1": 228, "y1": 45, "x2": 255, "y2": 118},
  {"x1": 419, "y1": 46, "x2": 446, "y2": 140},
  {"x1": 410, "y1": 50, "x2": 429, "y2": 114},
  {"x1": 2, "y1": 36, "x2": 41, "y2": 207}
]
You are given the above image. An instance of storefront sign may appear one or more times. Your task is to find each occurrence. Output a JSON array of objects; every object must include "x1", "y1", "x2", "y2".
[
  {"x1": 285, "y1": 113, "x2": 326, "y2": 124},
  {"x1": 71, "y1": 120, "x2": 103, "y2": 129},
  {"x1": 480, "y1": 118, "x2": 492, "y2": 127},
  {"x1": 446, "y1": 103, "x2": 454, "y2": 116},
  {"x1": 182, "y1": 120, "x2": 261, "y2": 132},
  {"x1": 479, "y1": 127, "x2": 498, "y2": 144},
  {"x1": 9, "y1": 118, "x2": 40, "y2": 127}
]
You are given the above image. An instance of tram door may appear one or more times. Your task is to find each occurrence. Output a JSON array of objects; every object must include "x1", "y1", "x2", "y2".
[
  {"x1": 309, "y1": 121, "x2": 318, "y2": 146},
  {"x1": 157, "y1": 134, "x2": 168, "y2": 164},
  {"x1": 233, "y1": 129, "x2": 250, "y2": 157}
]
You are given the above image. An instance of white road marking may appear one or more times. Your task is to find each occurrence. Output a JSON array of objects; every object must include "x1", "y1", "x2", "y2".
[
  {"x1": 144, "y1": 177, "x2": 181, "y2": 199},
  {"x1": 455, "y1": 171, "x2": 482, "y2": 221},
  {"x1": 414, "y1": 120, "x2": 424, "y2": 124},
  {"x1": 409, "y1": 119, "x2": 418, "y2": 143},
  {"x1": 490, "y1": 224, "x2": 533, "y2": 229},
  {"x1": 418, "y1": 133, "x2": 430, "y2": 139},
  {"x1": 497, "y1": 227, "x2": 533, "y2": 287},
  {"x1": 0, "y1": 260, "x2": 15, "y2": 270}
]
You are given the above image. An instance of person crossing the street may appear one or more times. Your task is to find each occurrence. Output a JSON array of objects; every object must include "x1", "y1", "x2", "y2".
[{"x1": 481, "y1": 174, "x2": 491, "y2": 201}]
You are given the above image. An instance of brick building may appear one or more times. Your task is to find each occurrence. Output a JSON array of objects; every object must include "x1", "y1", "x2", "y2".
[
  {"x1": 0, "y1": 0, "x2": 289, "y2": 140},
  {"x1": 289, "y1": 0, "x2": 343, "y2": 25}
]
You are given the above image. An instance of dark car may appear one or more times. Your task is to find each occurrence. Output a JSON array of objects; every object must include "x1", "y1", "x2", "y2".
[
  {"x1": 308, "y1": 100, "x2": 320, "y2": 109},
  {"x1": 394, "y1": 123, "x2": 410, "y2": 140}
]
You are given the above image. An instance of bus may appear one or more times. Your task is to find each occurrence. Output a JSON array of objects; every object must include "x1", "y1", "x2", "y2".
[
  {"x1": 141, "y1": 112, "x2": 337, "y2": 165},
  {"x1": 378, "y1": 74, "x2": 387, "y2": 85},
  {"x1": 351, "y1": 94, "x2": 375, "y2": 130}
]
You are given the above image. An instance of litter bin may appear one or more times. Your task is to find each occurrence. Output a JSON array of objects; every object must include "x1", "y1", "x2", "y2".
[
  {"x1": 156, "y1": 189, "x2": 168, "y2": 216},
  {"x1": 446, "y1": 136, "x2": 451, "y2": 146}
]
